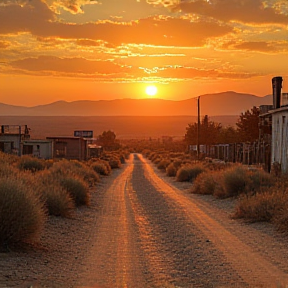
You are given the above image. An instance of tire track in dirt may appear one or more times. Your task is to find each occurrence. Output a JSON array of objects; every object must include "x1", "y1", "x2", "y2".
[
  {"x1": 130, "y1": 154, "x2": 243, "y2": 287},
  {"x1": 138, "y1": 154, "x2": 288, "y2": 287},
  {"x1": 76, "y1": 160, "x2": 151, "y2": 288}
]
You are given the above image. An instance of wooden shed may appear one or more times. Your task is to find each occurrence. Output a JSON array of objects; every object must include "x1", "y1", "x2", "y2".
[{"x1": 46, "y1": 136, "x2": 88, "y2": 161}]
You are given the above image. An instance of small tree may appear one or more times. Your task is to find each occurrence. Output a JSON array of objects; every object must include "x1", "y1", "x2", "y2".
[
  {"x1": 218, "y1": 126, "x2": 239, "y2": 144},
  {"x1": 184, "y1": 115, "x2": 222, "y2": 145},
  {"x1": 97, "y1": 130, "x2": 120, "y2": 150},
  {"x1": 236, "y1": 106, "x2": 260, "y2": 142}
]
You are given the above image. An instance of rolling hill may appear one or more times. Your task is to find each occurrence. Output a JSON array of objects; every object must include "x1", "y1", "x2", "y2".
[{"x1": 0, "y1": 91, "x2": 273, "y2": 116}]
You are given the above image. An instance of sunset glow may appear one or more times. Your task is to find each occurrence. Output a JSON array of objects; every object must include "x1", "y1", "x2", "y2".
[
  {"x1": 0, "y1": 0, "x2": 287, "y2": 106},
  {"x1": 145, "y1": 85, "x2": 158, "y2": 97}
]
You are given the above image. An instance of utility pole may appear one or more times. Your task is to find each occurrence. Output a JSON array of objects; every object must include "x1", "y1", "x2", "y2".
[{"x1": 197, "y1": 96, "x2": 200, "y2": 160}]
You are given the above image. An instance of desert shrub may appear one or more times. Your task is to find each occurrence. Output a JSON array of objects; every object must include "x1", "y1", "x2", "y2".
[
  {"x1": 169, "y1": 152, "x2": 184, "y2": 158},
  {"x1": 176, "y1": 164, "x2": 205, "y2": 182},
  {"x1": 157, "y1": 159, "x2": 171, "y2": 170},
  {"x1": 153, "y1": 157, "x2": 162, "y2": 165},
  {"x1": 109, "y1": 157, "x2": 121, "y2": 169},
  {"x1": 90, "y1": 162, "x2": 109, "y2": 176},
  {"x1": 233, "y1": 190, "x2": 286, "y2": 222},
  {"x1": 49, "y1": 159, "x2": 99, "y2": 186},
  {"x1": 142, "y1": 149, "x2": 152, "y2": 157},
  {"x1": 74, "y1": 165, "x2": 100, "y2": 186},
  {"x1": 203, "y1": 160, "x2": 230, "y2": 171},
  {"x1": 172, "y1": 159, "x2": 182, "y2": 169},
  {"x1": 247, "y1": 169, "x2": 274, "y2": 192},
  {"x1": 273, "y1": 199, "x2": 288, "y2": 233},
  {"x1": 176, "y1": 165, "x2": 193, "y2": 182},
  {"x1": 191, "y1": 172, "x2": 217, "y2": 195},
  {"x1": 118, "y1": 154, "x2": 125, "y2": 164},
  {"x1": 99, "y1": 159, "x2": 111, "y2": 174},
  {"x1": 221, "y1": 166, "x2": 249, "y2": 197},
  {"x1": 18, "y1": 155, "x2": 45, "y2": 172},
  {"x1": 0, "y1": 162, "x2": 17, "y2": 178},
  {"x1": 0, "y1": 151, "x2": 19, "y2": 165},
  {"x1": 40, "y1": 182, "x2": 75, "y2": 217},
  {"x1": 0, "y1": 177, "x2": 46, "y2": 247},
  {"x1": 59, "y1": 176, "x2": 90, "y2": 207},
  {"x1": 166, "y1": 163, "x2": 177, "y2": 177}
]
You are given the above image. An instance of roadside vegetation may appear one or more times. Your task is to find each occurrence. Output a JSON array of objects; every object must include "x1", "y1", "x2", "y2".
[
  {"x1": 0, "y1": 149, "x2": 129, "y2": 250},
  {"x1": 140, "y1": 147, "x2": 288, "y2": 234}
]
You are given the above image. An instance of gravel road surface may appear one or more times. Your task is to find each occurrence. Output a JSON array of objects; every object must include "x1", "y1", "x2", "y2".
[{"x1": 1, "y1": 153, "x2": 288, "y2": 288}]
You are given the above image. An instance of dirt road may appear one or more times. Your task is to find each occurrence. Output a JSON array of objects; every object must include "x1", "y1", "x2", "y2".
[
  {"x1": 1, "y1": 153, "x2": 288, "y2": 288},
  {"x1": 76, "y1": 154, "x2": 288, "y2": 288}
]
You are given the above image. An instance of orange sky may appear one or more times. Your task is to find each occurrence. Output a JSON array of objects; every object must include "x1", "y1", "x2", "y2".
[{"x1": 0, "y1": 0, "x2": 288, "y2": 106}]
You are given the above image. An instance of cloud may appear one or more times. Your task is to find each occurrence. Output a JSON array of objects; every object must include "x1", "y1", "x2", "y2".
[
  {"x1": 233, "y1": 41, "x2": 276, "y2": 52},
  {"x1": 0, "y1": 0, "x2": 54, "y2": 34},
  {"x1": 10, "y1": 55, "x2": 129, "y2": 75},
  {"x1": 154, "y1": 65, "x2": 259, "y2": 79},
  {"x1": 47, "y1": 0, "x2": 99, "y2": 14},
  {"x1": 1, "y1": 0, "x2": 99, "y2": 14},
  {"x1": 0, "y1": 1, "x2": 233, "y2": 47},
  {"x1": 0, "y1": 41, "x2": 10, "y2": 49},
  {"x1": 7, "y1": 54, "x2": 260, "y2": 81},
  {"x1": 221, "y1": 40, "x2": 288, "y2": 53},
  {"x1": 146, "y1": 0, "x2": 180, "y2": 7},
  {"x1": 173, "y1": 0, "x2": 288, "y2": 25}
]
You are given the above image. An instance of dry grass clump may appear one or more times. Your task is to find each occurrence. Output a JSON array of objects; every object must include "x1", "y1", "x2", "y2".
[
  {"x1": 233, "y1": 190, "x2": 285, "y2": 222},
  {"x1": 176, "y1": 164, "x2": 205, "y2": 182},
  {"x1": 219, "y1": 166, "x2": 274, "y2": 198},
  {"x1": 49, "y1": 159, "x2": 100, "y2": 186},
  {"x1": 157, "y1": 159, "x2": 171, "y2": 170},
  {"x1": 165, "y1": 159, "x2": 183, "y2": 177},
  {"x1": 90, "y1": 161, "x2": 110, "y2": 176},
  {"x1": 42, "y1": 184, "x2": 75, "y2": 217},
  {"x1": 109, "y1": 157, "x2": 122, "y2": 169},
  {"x1": 18, "y1": 155, "x2": 45, "y2": 172},
  {"x1": 0, "y1": 162, "x2": 18, "y2": 178},
  {"x1": 166, "y1": 162, "x2": 177, "y2": 177},
  {"x1": 0, "y1": 177, "x2": 46, "y2": 247},
  {"x1": 36, "y1": 172, "x2": 75, "y2": 217},
  {"x1": 220, "y1": 166, "x2": 249, "y2": 197},
  {"x1": 191, "y1": 165, "x2": 274, "y2": 199},
  {"x1": 191, "y1": 171, "x2": 219, "y2": 195},
  {"x1": 59, "y1": 176, "x2": 90, "y2": 207}
]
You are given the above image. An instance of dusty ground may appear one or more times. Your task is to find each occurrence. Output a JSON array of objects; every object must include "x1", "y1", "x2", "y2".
[{"x1": 0, "y1": 154, "x2": 288, "y2": 288}]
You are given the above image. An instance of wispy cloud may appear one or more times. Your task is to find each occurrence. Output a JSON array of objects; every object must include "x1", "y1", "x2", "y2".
[{"x1": 173, "y1": 0, "x2": 288, "y2": 25}]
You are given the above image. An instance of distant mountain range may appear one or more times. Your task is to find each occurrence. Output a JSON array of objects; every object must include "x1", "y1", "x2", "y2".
[{"x1": 0, "y1": 91, "x2": 273, "y2": 116}]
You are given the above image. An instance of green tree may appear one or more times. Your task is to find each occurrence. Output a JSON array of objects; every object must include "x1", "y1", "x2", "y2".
[{"x1": 236, "y1": 106, "x2": 260, "y2": 142}]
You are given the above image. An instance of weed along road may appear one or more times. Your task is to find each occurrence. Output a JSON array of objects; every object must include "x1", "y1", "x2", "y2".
[{"x1": 76, "y1": 154, "x2": 288, "y2": 288}]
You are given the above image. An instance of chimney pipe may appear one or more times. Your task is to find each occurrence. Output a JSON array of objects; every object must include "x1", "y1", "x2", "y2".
[{"x1": 272, "y1": 76, "x2": 283, "y2": 109}]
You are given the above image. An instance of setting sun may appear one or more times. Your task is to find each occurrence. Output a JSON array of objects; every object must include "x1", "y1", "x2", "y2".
[{"x1": 145, "y1": 85, "x2": 158, "y2": 97}]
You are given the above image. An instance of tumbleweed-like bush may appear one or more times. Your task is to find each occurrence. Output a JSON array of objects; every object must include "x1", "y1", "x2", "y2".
[
  {"x1": 0, "y1": 177, "x2": 46, "y2": 247},
  {"x1": 59, "y1": 176, "x2": 90, "y2": 207},
  {"x1": 176, "y1": 164, "x2": 205, "y2": 182},
  {"x1": 36, "y1": 173, "x2": 75, "y2": 218},
  {"x1": 90, "y1": 161, "x2": 109, "y2": 176},
  {"x1": 221, "y1": 166, "x2": 249, "y2": 197},
  {"x1": 49, "y1": 159, "x2": 99, "y2": 186},
  {"x1": 18, "y1": 155, "x2": 45, "y2": 172},
  {"x1": 157, "y1": 159, "x2": 171, "y2": 171},
  {"x1": 191, "y1": 171, "x2": 218, "y2": 195},
  {"x1": 109, "y1": 157, "x2": 122, "y2": 169},
  {"x1": 233, "y1": 189, "x2": 285, "y2": 222},
  {"x1": 166, "y1": 162, "x2": 177, "y2": 177}
]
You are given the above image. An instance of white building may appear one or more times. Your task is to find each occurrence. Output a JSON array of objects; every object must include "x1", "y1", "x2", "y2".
[
  {"x1": 22, "y1": 139, "x2": 53, "y2": 159},
  {"x1": 270, "y1": 107, "x2": 288, "y2": 172},
  {"x1": 264, "y1": 76, "x2": 288, "y2": 173}
]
